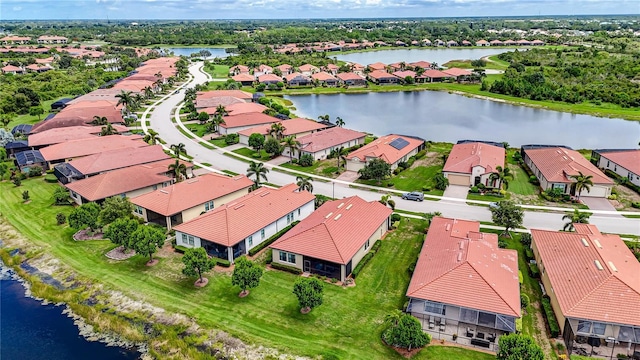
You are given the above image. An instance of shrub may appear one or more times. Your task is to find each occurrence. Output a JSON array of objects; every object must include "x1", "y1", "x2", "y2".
[
  {"x1": 173, "y1": 245, "x2": 189, "y2": 254},
  {"x1": 370, "y1": 240, "x2": 382, "y2": 252},
  {"x1": 498, "y1": 239, "x2": 508, "y2": 248},
  {"x1": 265, "y1": 250, "x2": 273, "y2": 264},
  {"x1": 390, "y1": 213, "x2": 401, "y2": 222},
  {"x1": 608, "y1": 194, "x2": 617, "y2": 200},
  {"x1": 525, "y1": 248, "x2": 534, "y2": 260},
  {"x1": 414, "y1": 150, "x2": 426, "y2": 159},
  {"x1": 298, "y1": 154, "x2": 314, "y2": 167},
  {"x1": 520, "y1": 233, "x2": 532, "y2": 247},
  {"x1": 247, "y1": 221, "x2": 298, "y2": 256},
  {"x1": 252, "y1": 152, "x2": 261, "y2": 158},
  {"x1": 352, "y1": 252, "x2": 374, "y2": 278},
  {"x1": 529, "y1": 175, "x2": 539, "y2": 185},
  {"x1": 225, "y1": 133, "x2": 239, "y2": 145},
  {"x1": 217, "y1": 259, "x2": 231, "y2": 267},
  {"x1": 469, "y1": 186, "x2": 480, "y2": 194},
  {"x1": 393, "y1": 168, "x2": 403, "y2": 175},
  {"x1": 271, "y1": 262, "x2": 302, "y2": 275},
  {"x1": 477, "y1": 183, "x2": 486, "y2": 190},
  {"x1": 13, "y1": 177, "x2": 21, "y2": 187},
  {"x1": 520, "y1": 294, "x2": 530, "y2": 308},
  {"x1": 28, "y1": 166, "x2": 43, "y2": 177},
  {"x1": 398, "y1": 161, "x2": 409, "y2": 170},
  {"x1": 541, "y1": 297, "x2": 560, "y2": 337},
  {"x1": 56, "y1": 213, "x2": 66, "y2": 225},
  {"x1": 632, "y1": 202, "x2": 640, "y2": 209},
  {"x1": 44, "y1": 174, "x2": 58, "y2": 183},
  {"x1": 529, "y1": 263, "x2": 540, "y2": 278}
]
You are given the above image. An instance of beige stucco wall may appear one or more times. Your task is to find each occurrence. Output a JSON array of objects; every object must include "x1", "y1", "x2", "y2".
[
  {"x1": 350, "y1": 219, "x2": 389, "y2": 271},
  {"x1": 271, "y1": 249, "x2": 304, "y2": 270},
  {"x1": 178, "y1": 187, "x2": 250, "y2": 224}
]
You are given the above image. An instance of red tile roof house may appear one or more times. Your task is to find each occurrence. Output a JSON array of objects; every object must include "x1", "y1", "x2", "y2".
[
  {"x1": 367, "y1": 70, "x2": 399, "y2": 85},
  {"x1": 132, "y1": 173, "x2": 254, "y2": 230},
  {"x1": 461, "y1": 40, "x2": 472, "y2": 46},
  {"x1": 522, "y1": 145, "x2": 614, "y2": 198},
  {"x1": 296, "y1": 127, "x2": 367, "y2": 161},
  {"x1": 475, "y1": 39, "x2": 490, "y2": 47},
  {"x1": 406, "y1": 217, "x2": 520, "y2": 351},
  {"x1": 442, "y1": 68, "x2": 473, "y2": 81},
  {"x1": 416, "y1": 69, "x2": 455, "y2": 83},
  {"x1": 409, "y1": 61, "x2": 434, "y2": 70},
  {"x1": 53, "y1": 145, "x2": 170, "y2": 184},
  {"x1": 311, "y1": 71, "x2": 339, "y2": 87},
  {"x1": 65, "y1": 159, "x2": 192, "y2": 205},
  {"x1": 252, "y1": 64, "x2": 273, "y2": 77},
  {"x1": 322, "y1": 63, "x2": 339, "y2": 75},
  {"x1": 25, "y1": 64, "x2": 53, "y2": 73},
  {"x1": 336, "y1": 72, "x2": 367, "y2": 87},
  {"x1": 592, "y1": 149, "x2": 640, "y2": 187},
  {"x1": 346, "y1": 134, "x2": 425, "y2": 172},
  {"x1": 173, "y1": 183, "x2": 315, "y2": 263},
  {"x1": 229, "y1": 65, "x2": 250, "y2": 75},
  {"x1": 1, "y1": 65, "x2": 24, "y2": 74},
  {"x1": 443, "y1": 142, "x2": 506, "y2": 187},
  {"x1": 218, "y1": 112, "x2": 278, "y2": 135},
  {"x1": 196, "y1": 96, "x2": 245, "y2": 109},
  {"x1": 30, "y1": 101, "x2": 124, "y2": 134},
  {"x1": 237, "y1": 118, "x2": 328, "y2": 149},
  {"x1": 284, "y1": 72, "x2": 312, "y2": 87},
  {"x1": 257, "y1": 73, "x2": 283, "y2": 85},
  {"x1": 201, "y1": 102, "x2": 267, "y2": 117},
  {"x1": 37, "y1": 35, "x2": 68, "y2": 44},
  {"x1": 1, "y1": 36, "x2": 31, "y2": 45},
  {"x1": 231, "y1": 73, "x2": 255, "y2": 86},
  {"x1": 271, "y1": 196, "x2": 392, "y2": 281},
  {"x1": 490, "y1": 40, "x2": 504, "y2": 46},
  {"x1": 298, "y1": 64, "x2": 319, "y2": 76},
  {"x1": 40, "y1": 134, "x2": 146, "y2": 166},
  {"x1": 197, "y1": 90, "x2": 253, "y2": 102},
  {"x1": 530, "y1": 224, "x2": 640, "y2": 356},
  {"x1": 392, "y1": 70, "x2": 417, "y2": 83},
  {"x1": 367, "y1": 62, "x2": 387, "y2": 72},
  {"x1": 27, "y1": 125, "x2": 129, "y2": 149},
  {"x1": 275, "y1": 64, "x2": 293, "y2": 76}
]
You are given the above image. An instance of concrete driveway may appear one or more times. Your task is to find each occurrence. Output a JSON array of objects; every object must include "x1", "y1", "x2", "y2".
[
  {"x1": 336, "y1": 171, "x2": 360, "y2": 183},
  {"x1": 443, "y1": 185, "x2": 470, "y2": 200},
  {"x1": 580, "y1": 197, "x2": 620, "y2": 217},
  {"x1": 266, "y1": 156, "x2": 291, "y2": 166}
]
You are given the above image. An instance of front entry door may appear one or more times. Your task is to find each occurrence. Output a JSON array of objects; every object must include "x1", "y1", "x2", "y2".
[{"x1": 304, "y1": 260, "x2": 311, "y2": 273}]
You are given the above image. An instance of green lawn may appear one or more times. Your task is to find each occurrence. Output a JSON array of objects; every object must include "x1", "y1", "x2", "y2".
[
  {"x1": 507, "y1": 165, "x2": 539, "y2": 196},
  {"x1": 8, "y1": 95, "x2": 73, "y2": 129},
  {"x1": 467, "y1": 193, "x2": 509, "y2": 203},
  {"x1": 203, "y1": 65, "x2": 230, "y2": 79},
  {"x1": 280, "y1": 159, "x2": 341, "y2": 178},
  {"x1": 209, "y1": 137, "x2": 229, "y2": 148},
  {"x1": 356, "y1": 164, "x2": 445, "y2": 196},
  {"x1": 184, "y1": 122, "x2": 211, "y2": 137},
  {"x1": 232, "y1": 147, "x2": 272, "y2": 161},
  {"x1": 0, "y1": 180, "x2": 495, "y2": 359}
]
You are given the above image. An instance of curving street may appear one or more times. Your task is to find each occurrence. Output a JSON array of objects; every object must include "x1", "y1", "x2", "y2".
[{"x1": 142, "y1": 62, "x2": 640, "y2": 236}]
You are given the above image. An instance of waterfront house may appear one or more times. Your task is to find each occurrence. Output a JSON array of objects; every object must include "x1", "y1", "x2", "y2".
[
  {"x1": 230, "y1": 65, "x2": 250, "y2": 75},
  {"x1": 218, "y1": 112, "x2": 278, "y2": 135},
  {"x1": 295, "y1": 127, "x2": 366, "y2": 161},
  {"x1": 409, "y1": 61, "x2": 433, "y2": 70},
  {"x1": 284, "y1": 72, "x2": 312, "y2": 87},
  {"x1": 442, "y1": 68, "x2": 473, "y2": 81},
  {"x1": 209, "y1": 102, "x2": 267, "y2": 116},
  {"x1": 346, "y1": 134, "x2": 424, "y2": 172},
  {"x1": 407, "y1": 217, "x2": 520, "y2": 351},
  {"x1": 271, "y1": 196, "x2": 391, "y2": 281},
  {"x1": 476, "y1": 40, "x2": 489, "y2": 46},
  {"x1": 253, "y1": 64, "x2": 273, "y2": 77},
  {"x1": 447, "y1": 40, "x2": 459, "y2": 47},
  {"x1": 443, "y1": 141, "x2": 506, "y2": 187},
  {"x1": 132, "y1": 173, "x2": 253, "y2": 229},
  {"x1": 516, "y1": 39, "x2": 531, "y2": 46},
  {"x1": 417, "y1": 69, "x2": 455, "y2": 83},
  {"x1": 237, "y1": 118, "x2": 328, "y2": 148},
  {"x1": 298, "y1": 64, "x2": 319, "y2": 76},
  {"x1": 503, "y1": 40, "x2": 517, "y2": 46},
  {"x1": 522, "y1": 145, "x2": 613, "y2": 198},
  {"x1": 392, "y1": 70, "x2": 417, "y2": 83},
  {"x1": 322, "y1": 63, "x2": 339, "y2": 75},
  {"x1": 351, "y1": 63, "x2": 366, "y2": 76},
  {"x1": 336, "y1": 72, "x2": 367, "y2": 87},
  {"x1": 257, "y1": 73, "x2": 283, "y2": 85},
  {"x1": 531, "y1": 40, "x2": 545, "y2": 46},
  {"x1": 311, "y1": 71, "x2": 338, "y2": 86},
  {"x1": 592, "y1": 149, "x2": 640, "y2": 187},
  {"x1": 461, "y1": 40, "x2": 472, "y2": 46},
  {"x1": 231, "y1": 73, "x2": 255, "y2": 86},
  {"x1": 275, "y1": 64, "x2": 293, "y2": 76},
  {"x1": 531, "y1": 224, "x2": 640, "y2": 357},
  {"x1": 490, "y1": 40, "x2": 504, "y2": 46},
  {"x1": 173, "y1": 183, "x2": 315, "y2": 263},
  {"x1": 367, "y1": 62, "x2": 387, "y2": 72},
  {"x1": 367, "y1": 70, "x2": 399, "y2": 85}
]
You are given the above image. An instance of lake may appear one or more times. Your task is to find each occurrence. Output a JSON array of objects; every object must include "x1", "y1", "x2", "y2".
[
  {"x1": 0, "y1": 266, "x2": 140, "y2": 360},
  {"x1": 286, "y1": 91, "x2": 640, "y2": 149},
  {"x1": 164, "y1": 47, "x2": 229, "y2": 58},
  {"x1": 336, "y1": 48, "x2": 517, "y2": 66}
]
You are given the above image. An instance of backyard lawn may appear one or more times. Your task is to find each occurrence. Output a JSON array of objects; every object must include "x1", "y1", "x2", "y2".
[
  {"x1": 507, "y1": 164, "x2": 539, "y2": 196},
  {"x1": 7, "y1": 95, "x2": 73, "y2": 129},
  {"x1": 203, "y1": 64, "x2": 230, "y2": 79}
]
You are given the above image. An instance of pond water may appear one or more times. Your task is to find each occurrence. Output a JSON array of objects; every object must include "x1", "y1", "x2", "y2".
[
  {"x1": 0, "y1": 266, "x2": 140, "y2": 360},
  {"x1": 286, "y1": 91, "x2": 640, "y2": 149},
  {"x1": 164, "y1": 47, "x2": 229, "y2": 58},
  {"x1": 336, "y1": 48, "x2": 518, "y2": 66}
]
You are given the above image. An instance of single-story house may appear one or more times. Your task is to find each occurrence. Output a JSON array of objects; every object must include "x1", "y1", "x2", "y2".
[
  {"x1": 27, "y1": 125, "x2": 129, "y2": 149},
  {"x1": 284, "y1": 72, "x2": 312, "y2": 87},
  {"x1": 433, "y1": 39, "x2": 445, "y2": 46},
  {"x1": 4, "y1": 140, "x2": 30, "y2": 157},
  {"x1": 351, "y1": 63, "x2": 366, "y2": 76},
  {"x1": 231, "y1": 73, "x2": 255, "y2": 86},
  {"x1": 335, "y1": 72, "x2": 367, "y2": 86},
  {"x1": 197, "y1": 90, "x2": 253, "y2": 102},
  {"x1": 591, "y1": 149, "x2": 640, "y2": 187},
  {"x1": 461, "y1": 40, "x2": 472, "y2": 46},
  {"x1": 257, "y1": 73, "x2": 283, "y2": 85},
  {"x1": 323, "y1": 63, "x2": 339, "y2": 75},
  {"x1": 212, "y1": 102, "x2": 268, "y2": 116},
  {"x1": 346, "y1": 134, "x2": 424, "y2": 172},
  {"x1": 367, "y1": 70, "x2": 399, "y2": 85},
  {"x1": 1, "y1": 65, "x2": 24, "y2": 74},
  {"x1": 296, "y1": 126, "x2": 367, "y2": 161},
  {"x1": 516, "y1": 39, "x2": 531, "y2": 46},
  {"x1": 275, "y1": 64, "x2": 293, "y2": 76},
  {"x1": 311, "y1": 71, "x2": 338, "y2": 86},
  {"x1": 409, "y1": 61, "x2": 433, "y2": 70},
  {"x1": 30, "y1": 100, "x2": 123, "y2": 134},
  {"x1": 443, "y1": 141, "x2": 506, "y2": 187},
  {"x1": 476, "y1": 40, "x2": 489, "y2": 46},
  {"x1": 522, "y1": 145, "x2": 613, "y2": 198},
  {"x1": 417, "y1": 69, "x2": 455, "y2": 83},
  {"x1": 14, "y1": 150, "x2": 47, "y2": 172},
  {"x1": 442, "y1": 68, "x2": 473, "y2": 81},
  {"x1": 173, "y1": 183, "x2": 315, "y2": 263},
  {"x1": 40, "y1": 135, "x2": 146, "y2": 166},
  {"x1": 271, "y1": 196, "x2": 391, "y2": 281},
  {"x1": 238, "y1": 118, "x2": 328, "y2": 148},
  {"x1": 298, "y1": 64, "x2": 319, "y2": 76},
  {"x1": 131, "y1": 173, "x2": 254, "y2": 229},
  {"x1": 503, "y1": 40, "x2": 517, "y2": 46},
  {"x1": 367, "y1": 62, "x2": 387, "y2": 72},
  {"x1": 407, "y1": 217, "x2": 520, "y2": 351},
  {"x1": 253, "y1": 64, "x2": 273, "y2": 77},
  {"x1": 531, "y1": 40, "x2": 545, "y2": 46},
  {"x1": 65, "y1": 159, "x2": 192, "y2": 205},
  {"x1": 1, "y1": 36, "x2": 31, "y2": 45},
  {"x1": 25, "y1": 64, "x2": 52, "y2": 73},
  {"x1": 490, "y1": 40, "x2": 504, "y2": 46},
  {"x1": 447, "y1": 40, "x2": 459, "y2": 47},
  {"x1": 218, "y1": 112, "x2": 278, "y2": 135},
  {"x1": 392, "y1": 70, "x2": 417, "y2": 82},
  {"x1": 196, "y1": 96, "x2": 245, "y2": 109},
  {"x1": 230, "y1": 65, "x2": 249, "y2": 75},
  {"x1": 531, "y1": 224, "x2": 640, "y2": 357},
  {"x1": 388, "y1": 62, "x2": 404, "y2": 72},
  {"x1": 37, "y1": 35, "x2": 68, "y2": 44},
  {"x1": 11, "y1": 124, "x2": 32, "y2": 137}
]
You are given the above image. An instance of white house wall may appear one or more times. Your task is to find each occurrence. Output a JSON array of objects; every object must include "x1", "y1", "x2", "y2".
[{"x1": 598, "y1": 155, "x2": 640, "y2": 187}]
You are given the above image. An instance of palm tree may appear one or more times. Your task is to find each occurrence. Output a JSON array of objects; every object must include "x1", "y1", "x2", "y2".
[
  {"x1": 132, "y1": 93, "x2": 145, "y2": 111},
  {"x1": 562, "y1": 209, "x2": 590, "y2": 231},
  {"x1": 247, "y1": 161, "x2": 269, "y2": 188},
  {"x1": 168, "y1": 159, "x2": 187, "y2": 182},
  {"x1": 317, "y1": 114, "x2": 330, "y2": 122},
  {"x1": 170, "y1": 143, "x2": 187, "y2": 158},
  {"x1": 335, "y1": 117, "x2": 345, "y2": 127},
  {"x1": 91, "y1": 115, "x2": 108, "y2": 126},
  {"x1": 282, "y1": 136, "x2": 300, "y2": 163},
  {"x1": 380, "y1": 194, "x2": 396, "y2": 210},
  {"x1": 215, "y1": 104, "x2": 228, "y2": 116},
  {"x1": 384, "y1": 309, "x2": 404, "y2": 327},
  {"x1": 569, "y1": 171, "x2": 594, "y2": 200},
  {"x1": 115, "y1": 90, "x2": 134, "y2": 114},
  {"x1": 154, "y1": 71, "x2": 163, "y2": 79},
  {"x1": 184, "y1": 87, "x2": 197, "y2": 101},
  {"x1": 422, "y1": 211, "x2": 443, "y2": 226},
  {"x1": 143, "y1": 86, "x2": 154, "y2": 99},
  {"x1": 268, "y1": 122, "x2": 287, "y2": 140},
  {"x1": 489, "y1": 166, "x2": 514, "y2": 190},
  {"x1": 100, "y1": 123, "x2": 118, "y2": 136},
  {"x1": 331, "y1": 146, "x2": 348, "y2": 170},
  {"x1": 210, "y1": 114, "x2": 225, "y2": 133},
  {"x1": 296, "y1": 176, "x2": 313, "y2": 193},
  {"x1": 143, "y1": 129, "x2": 159, "y2": 145}
]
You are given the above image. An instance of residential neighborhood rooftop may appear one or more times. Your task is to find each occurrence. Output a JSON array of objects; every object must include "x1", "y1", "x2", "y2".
[
  {"x1": 297, "y1": 126, "x2": 367, "y2": 153},
  {"x1": 63, "y1": 145, "x2": 170, "y2": 176},
  {"x1": 594, "y1": 149, "x2": 640, "y2": 176},
  {"x1": 443, "y1": 142, "x2": 505, "y2": 175},
  {"x1": 237, "y1": 118, "x2": 328, "y2": 137},
  {"x1": 346, "y1": 134, "x2": 423, "y2": 165},
  {"x1": 39, "y1": 135, "x2": 145, "y2": 162},
  {"x1": 524, "y1": 147, "x2": 613, "y2": 184},
  {"x1": 28, "y1": 125, "x2": 130, "y2": 147},
  {"x1": 220, "y1": 112, "x2": 278, "y2": 129}
]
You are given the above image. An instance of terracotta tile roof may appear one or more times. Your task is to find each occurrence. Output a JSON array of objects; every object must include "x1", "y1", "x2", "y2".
[
  {"x1": 40, "y1": 135, "x2": 146, "y2": 162},
  {"x1": 476, "y1": 39, "x2": 489, "y2": 45},
  {"x1": 368, "y1": 70, "x2": 397, "y2": 80},
  {"x1": 392, "y1": 70, "x2": 417, "y2": 78},
  {"x1": 531, "y1": 225, "x2": 640, "y2": 326},
  {"x1": 66, "y1": 145, "x2": 170, "y2": 175},
  {"x1": 367, "y1": 62, "x2": 387, "y2": 70},
  {"x1": 35, "y1": 57, "x2": 55, "y2": 64},
  {"x1": 232, "y1": 73, "x2": 255, "y2": 82},
  {"x1": 25, "y1": 64, "x2": 52, "y2": 71},
  {"x1": 28, "y1": 125, "x2": 129, "y2": 147},
  {"x1": 230, "y1": 65, "x2": 249, "y2": 73},
  {"x1": 131, "y1": 173, "x2": 253, "y2": 216},
  {"x1": 196, "y1": 96, "x2": 245, "y2": 109},
  {"x1": 297, "y1": 127, "x2": 366, "y2": 153},
  {"x1": 442, "y1": 68, "x2": 473, "y2": 77},
  {"x1": 419, "y1": 69, "x2": 454, "y2": 79},
  {"x1": 276, "y1": 64, "x2": 292, "y2": 72},
  {"x1": 257, "y1": 74, "x2": 283, "y2": 83},
  {"x1": 173, "y1": 184, "x2": 315, "y2": 246},
  {"x1": 65, "y1": 159, "x2": 188, "y2": 202},
  {"x1": 298, "y1": 64, "x2": 319, "y2": 72},
  {"x1": 38, "y1": 35, "x2": 68, "y2": 41},
  {"x1": 237, "y1": 118, "x2": 328, "y2": 137},
  {"x1": 112, "y1": 79, "x2": 155, "y2": 93},
  {"x1": 490, "y1": 40, "x2": 504, "y2": 45},
  {"x1": 325, "y1": 64, "x2": 339, "y2": 70},
  {"x1": 346, "y1": 134, "x2": 423, "y2": 165},
  {"x1": 254, "y1": 64, "x2": 273, "y2": 72},
  {"x1": 271, "y1": 196, "x2": 391, "y2": 264},
  {"x1": 31, "y1": 101, "x2": 123, "y2": 133},
  {"x1": 67, "y1": 89, "x2": 127, "y2": 106},
  {"x1": 196, "y1": 90, "x2": 252, "y2": 101},
  {"x1": 336, "y1": 72, "x2": 365, "y2": 82},
  {"x1": 201, "y1": 102, "x2": 267, "y2": 116},
  {"x1": 219, "y1": 112, "x2": 278, "y2": 130},
  {"x1": 407, "y1": 217, "x2": 521, "y2": 317},
  {"x1": 597, "y1": 149, "x2": 640, "y2": 176},
  {"x1": 443, "y1": 142, "x2": 505, "y2": 175},
  {"x1": 311, "y1": 71, "x2": 337, "y2": 81},
  {"x1": 1, "y1": 36, "x2": 31, "y2": 41},
  {"x1": 524, "y1": 147, "x2": 613, "y2": 184},
  {"x1": 2, "y1": 65, "x2": 23, "y2": 72},
  {"x1": 409, "y1": 61, "x2": 432, "y2": 69},
  {"x1": 284, "y1": 72, "x2": 311, "y2": 82}
]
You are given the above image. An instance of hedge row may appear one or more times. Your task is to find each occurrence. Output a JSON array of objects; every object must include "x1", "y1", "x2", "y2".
[
  {"x1": 217, "y1": 258, "x2": 231, "y2": 268},
  {"x1": 271, "y1": 262, "x2": 302, "y2": 275},
  {"x1": 541, "y1": 296, "x2": 560, "y2": 337},
  {"x1": 248, "y1": 220, "x2": 299, "y2": 256},
  {"x1": 351, "y1": 240, "x2": 381, "y2": 279}
]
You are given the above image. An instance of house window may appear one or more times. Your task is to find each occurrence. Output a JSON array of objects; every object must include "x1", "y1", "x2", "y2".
[
  {"x1": 365, "y1": 239, "x2": 370, "y2": 250},
  {"x1": 592, "y1": 322, "x2": 606, "y2": 335},
  {"x1": 577, "y1": 320, "x2": 592, "y2": 334},
  {"x1": 181, "y1": 233, "x2": 187, "y2": 244},
  {"x1": 204, "y1": 200, "x2": 214, "y2": 211},
  {"x1": 279, "y1": 251, "x2": 287, "y2": 262},
  {"x1": 153, "y1": 185, "x2": 158, "y2": 190},
  {"x1": 261, "y1": 229, "x2": 265, "y2": 239},
  {"x1": 188, "y1": 236, "x2": 194, "y2": 246},
  {"x1": 134, "y1": 205, "x2": 143, "y2": 215},
  {"x1": 424, "y1": 301, "x2": 446, "y2": 315},
  {"x1": 298, "y1": 208, "x2": 301, "y2": 216},
  {"x1": 288, "y1": 253, "x2": 296, "y2": 263},
  {"x1": 247, "y1": 235, "x2": 253, "y2": 247}
]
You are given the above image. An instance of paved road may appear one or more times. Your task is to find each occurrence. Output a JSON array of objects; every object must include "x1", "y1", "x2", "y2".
[{"x1": 143, "y1": 63, "x2": 640, "y2": 236}]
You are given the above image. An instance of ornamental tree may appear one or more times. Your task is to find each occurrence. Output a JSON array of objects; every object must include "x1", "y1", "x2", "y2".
[
  {"x1": 98, "y1": 196, "x2": 133, "y2": 225},
  {"x1": 292, "y1": 277, "x2": 324, "y2": 314},
  {"x1": 382, "y1": 313, "x2": 430, "y2": 351},
  {"x1": 248, "y1": 133, "x2": 265, "y2": 152},
  {"x1": 358, "y1": 158, "x2": 391, "y2": 185},
  {"x1": 182, "y1": 247, "x2": 216, "y2": 285},
  {"x1": 231, "y1": 256, "x2": 263, "y2": 297},
  {"x1": 68, "y1": 202, "x2": 101, "y2": 231},
  {"x1": 104, "y1": 217, "x2": 139, "y2": 251},
  {"x1": 490, "y1": 200, "x2": 524, "y2": 237},
  {"x1": 131, "y1": 226, "x2": 166, "y2": 264}
]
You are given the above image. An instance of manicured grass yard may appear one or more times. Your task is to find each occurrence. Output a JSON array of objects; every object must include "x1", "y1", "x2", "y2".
[
  {"x1": 507, "y1": 164, "x2": 538, "y2": 196},
  {"x1": 232, "y1": 147, "x2": 272, "y2": 161},
  {"x1": 203, "y1": 64, "x2": 230, "y2": 79},
  {"x1": 7, "y1": 95, "x2": 73, "y2": 129},
  {"x1": 281, "y1": 159, "x2": 341, "y2": 178}
]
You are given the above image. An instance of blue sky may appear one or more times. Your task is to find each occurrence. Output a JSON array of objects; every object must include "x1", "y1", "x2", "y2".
[{"x1": 3, "y1": 0, "x2": 638, "y2": 20}]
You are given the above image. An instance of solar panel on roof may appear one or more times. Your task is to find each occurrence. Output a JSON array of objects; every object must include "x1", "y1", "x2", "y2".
[{"x1": 389, "y1": 138, "x2": 409, "y2": 150}]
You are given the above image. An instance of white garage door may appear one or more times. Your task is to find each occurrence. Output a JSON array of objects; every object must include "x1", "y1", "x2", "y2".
[
  {"x1": 447, "y1": 174, "x2": 471, "y2": 186},
  {"x1": 580, "y1": 185, "x2": 609, "y2": 198},
  {"x1": 346, "y1": 160, "x2": 365, "y2": 172}
]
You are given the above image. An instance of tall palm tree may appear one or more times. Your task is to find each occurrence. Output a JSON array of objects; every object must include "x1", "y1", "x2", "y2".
[
  {"x1": 489, "y1": 166, "x2": 513, "y2": 190},
  {"x1": 143, "y1": 129, "x2": 159, "y2": 145},
  {"x1": 282, "y1": 136, "x2": 300, "y2": 163},
  {"x1": 380, "y1": 194, "x2": 396, "y2": 210},
  {"x1": 154, "y1": 71, "x2": 163, "y2": 79},
  {"x1": 268, "y1": 122, "x2": 286, "y2": 140},
  {"x1": 168, "y1": 159, "x2": 187, "y2": 182},
  {"x1": 132, "y1": 93, "x2": 145, "y2": 111},
  {"x1": 215, "y1": 104, "x2": 228, "y2": 116},
  {"x1": 335, "y1": 117, "x2": 345, "y2": 127},
  {"x1": 246, "y1": 161, "x2": 269, "y2": 188},
  {"x1": 92, "y1": 115, "x2": 108, "y2": 126},
  {"x1": 143, "y1": 86, "x2": 154, "y2": 99},
  {"x1": 296, "y1": 176, "x2": 314, "y2": 193},
  {"x1": 331, "y1": 146, "x2": 348, "y2": 170},
  {"x1": 569, "y1": 171, "x2": 594, "y2": 200},
  {"x1": 562, "y1": 209, "x2": 590, "y2": 232},
  {"x1": 100, "y1": 123, "x2": 118, "y2": 136},
  {"x1": 210, "y1": 114, "x2": 225, "y2": 133},
  {"x1": 170, "y1": 143, "x2": 187, "y2": 158},
  {"x1": 115, "y1": 90, "x2": 134, "y2": 115},
  {"x1": 184, "y1": 87, "x2": 197, "y2": 101}
]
